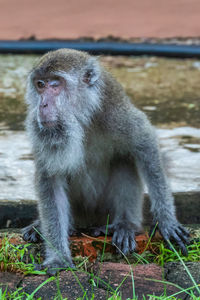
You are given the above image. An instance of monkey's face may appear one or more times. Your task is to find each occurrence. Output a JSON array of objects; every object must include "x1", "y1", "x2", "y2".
[
  {"x1": 33, "y1": 75, "x2": 66, "y2": 128},
  {"x1": 26, "y1": 49, "x2": 103, "y2": 143}
]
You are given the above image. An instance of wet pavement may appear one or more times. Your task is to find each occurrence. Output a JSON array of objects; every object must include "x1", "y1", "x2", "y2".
[
  {"x1": 0, "y1": 130, "x2": 35, "y2": 201},
  {"x1": 0, "y1": 127, "x2": 200, "y2": 202},
  {"x1": 0, "y1": 55, "x2": 200, "y2": 202}
]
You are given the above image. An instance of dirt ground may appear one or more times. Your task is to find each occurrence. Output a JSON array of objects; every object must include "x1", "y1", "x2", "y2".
[{"x1": 0, "y1": 0, "x2": 200, "y2": 40}]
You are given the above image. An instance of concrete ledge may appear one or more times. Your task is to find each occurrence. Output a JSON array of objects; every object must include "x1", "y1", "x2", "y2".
[{"x1": 0, "y1": 191, "x2": 200, "y2": 228}]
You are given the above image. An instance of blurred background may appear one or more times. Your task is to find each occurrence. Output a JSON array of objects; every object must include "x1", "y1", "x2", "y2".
[
  {"x1": 0, "y1": 0, "x2": 200, "y2": 226},
  {"x1": 0, "y1": 0, "x2": 200, "y2": 40}
]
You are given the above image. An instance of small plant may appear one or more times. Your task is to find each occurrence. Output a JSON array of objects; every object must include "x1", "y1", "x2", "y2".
[
  {"x1": 0, "y1": 287, "x2": 32, "y2": 300},
  {"x1": 0, "y1": 235, "x2": 44, "y2": 274},
  {"x1": 145, "y1": 238, "x2": 200, "y2": 266}
]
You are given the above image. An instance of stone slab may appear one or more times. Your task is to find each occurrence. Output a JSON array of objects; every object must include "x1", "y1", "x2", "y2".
[
  {"x1": 0, "y1": 272, "x2": 23, "y2": 292},
  {"x1": 165, "y1": 261, "x2": 200, "y2": 298},
  {"x1": 97, "y1": 262, "x2": 185, "y2": 299},
  {"x1": 0, "y1": 263, "x2": 187, "y2": 299},
  {"x1": 20, "y1": 272, "x2": 107, "y2": 300}
]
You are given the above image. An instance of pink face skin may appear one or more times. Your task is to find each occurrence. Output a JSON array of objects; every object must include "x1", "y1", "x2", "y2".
[{"x1": 34, "y1": 76, "x2": 66, "y2": 127}]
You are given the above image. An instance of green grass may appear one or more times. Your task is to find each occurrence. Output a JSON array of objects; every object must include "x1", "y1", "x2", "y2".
[
  {"x1": 0, "y1": 235, "x2": 45, "y2": 275},
  {"x1": 1, "y1": 287, "x2": 200, "y2": 300},
  {"x1": 144, "y1": 238, "x2": 200, "y2": 266},
  {"x1": 0, "y1": 234, "x2": 200, "y2": 299}
]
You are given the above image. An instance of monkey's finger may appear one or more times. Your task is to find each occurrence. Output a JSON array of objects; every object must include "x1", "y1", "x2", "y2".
[
  {"x1": 129, "y1": 235, "x2": 136, "y2": 253},
  {"x1": 122, "y1": 234, "x2": 129, "y2": 255},
  {"x1": 171, "y1": 232, "x2": 188, "y2": 256},
  {"x1": 159, "y1": 231, "x2": 173, "y2": 251},
  {"x1": 112, "y1": 230, "x2": 125, "y2": 254},
  {"x1": 180, "y1": 244, "x2": 188, "y2": 257},
  {"x1": 30, "y1": 233, "x2": 37, "y2": 243},
  {"x1": 23, "y1": 232, "x2": 31, "y2": 241},
  {"x1": 162, "y1": 230, "x2": 187, "y2": 255},
  {"x1": 116, "y1": 229, "x2": 124, "y2": 246},
  {"x1": 158, "y1": 228, "x2": 169, "y2": 241},
  {"x1": 175, "y1": 228, "x2": 190, "y2": 244},
  {"x1": 112, "y1": 231, "x2": 119, "y2": 250},
  {"x1": 178, "y1": 225, "x2": 190, "y2": 238},
  {"x1": 163, "y1": 239, "x2": 174, "y2": 252},
  {"x1": 31, "y1": 232, "x2": 41, "y2": 243}
]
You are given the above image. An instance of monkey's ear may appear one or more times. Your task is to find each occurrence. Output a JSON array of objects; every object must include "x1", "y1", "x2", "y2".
[{"x1": 83, "y1": 58, "x2": 100, "y2": 86}]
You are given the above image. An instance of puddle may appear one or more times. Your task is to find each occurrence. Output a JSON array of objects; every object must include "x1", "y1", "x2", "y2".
[{"x1": 0, "y1": 127, "x2": 200, "y2": 202}]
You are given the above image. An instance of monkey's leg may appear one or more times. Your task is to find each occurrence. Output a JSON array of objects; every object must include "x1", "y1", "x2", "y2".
[
  {"x1": 132, "y1": 125, "x2": 190, "y2": 255},
  {"x1": 22, "y1": 219, "x2": 42, "y2": 243},
  {"x1": 103, "y1": 162, "x2": 143, "y2": 255},
  {"x1": 36, "y1": 174, "x2": 74, "y2": 275}
]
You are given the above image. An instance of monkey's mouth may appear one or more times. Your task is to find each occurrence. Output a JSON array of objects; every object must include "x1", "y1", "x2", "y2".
[
  {"x1": 38, "y1": 120, "x2": 66, "y2": 138},
  {"x1": 41, "y1": 120, "x2": 57, "y2": 128}
]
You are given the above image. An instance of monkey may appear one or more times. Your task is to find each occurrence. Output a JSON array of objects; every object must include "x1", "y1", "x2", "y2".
[{"x1": 22, "y1": 49, "x2": 189, "y2": 275}]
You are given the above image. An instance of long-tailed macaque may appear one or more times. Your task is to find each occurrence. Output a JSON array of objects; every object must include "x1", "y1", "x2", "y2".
[{"x1": 23, "y1": 49, "x2": 189, "y2": 275}]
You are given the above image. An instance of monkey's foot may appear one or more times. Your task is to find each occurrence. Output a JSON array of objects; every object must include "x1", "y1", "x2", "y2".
[
  {"x1": 110, "y1": 222, "x2": 137, "y2": 255},
  {"x1": 34, "y1": 260, "x2": 75, "y2": 276},
  {"x1": 150, "y1": 220, "x2": 190, "y2": 256},
  {"x1": 89, "y1": 225, "x2": 114, "y2": 237},
  {"x1": 22, "y1": 220, "x2": 42, "y2": 243}
]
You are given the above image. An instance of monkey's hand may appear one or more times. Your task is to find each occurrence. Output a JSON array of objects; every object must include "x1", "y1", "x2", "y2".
[
  {"x1": 110, "y1": 222, "x2": 137, "y2": 255},
  {"x1": 150, "y1": 219, "x2": 190, "y2": 256},
  {"x1": 35, "y1": 259, "x2": 75, "y2": 276},
  {"x1": 89, "y1": 223, "x2": 137, "y2": 255},
  {"x1": 22, "y1": 220, "x2": 42, "y2": 243}
]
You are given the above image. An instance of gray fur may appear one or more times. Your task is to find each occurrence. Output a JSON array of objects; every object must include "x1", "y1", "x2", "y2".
[{"x1": 23, "y1": 49, "x2": 189, "y2": 274}]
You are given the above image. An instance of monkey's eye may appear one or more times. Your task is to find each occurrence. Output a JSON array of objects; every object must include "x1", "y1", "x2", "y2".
[
  {"x1": 49, "y1": 79, "x2": 61, "y2": 87},
  {"x1": 36, "y1": 80, "x2": 45, "y2": 89}
]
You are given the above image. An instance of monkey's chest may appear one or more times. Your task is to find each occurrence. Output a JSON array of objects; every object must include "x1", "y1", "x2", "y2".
[
  {"x1": 70, "y1": 157, "x2": 110, "y2": 203},
  {"x1": 70, "y1": 133, "x2": 114, "y2": 199},
  {"x1": 68, "y1": 158, "x2": 110, "y2": 227}
]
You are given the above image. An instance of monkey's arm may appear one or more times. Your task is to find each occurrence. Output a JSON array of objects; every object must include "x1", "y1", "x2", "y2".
[
  {"x1": 125, "y1": 110, "x2": 189, "y2": 254},
  {"x1": 35, "y1": 171, "x2": 74, "y2": 274}
]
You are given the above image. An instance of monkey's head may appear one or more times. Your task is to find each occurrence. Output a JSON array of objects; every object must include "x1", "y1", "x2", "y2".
[{"x1": 26, "y1": 49, "x2": 103, "y2": 139}]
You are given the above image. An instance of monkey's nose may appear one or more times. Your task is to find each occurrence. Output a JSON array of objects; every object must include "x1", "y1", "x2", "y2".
[{"x1": 40, "y1": 103, "x2": 48, "y2": 108}]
